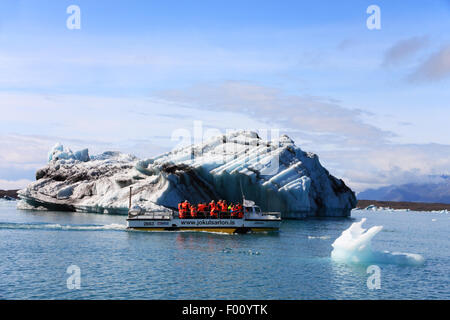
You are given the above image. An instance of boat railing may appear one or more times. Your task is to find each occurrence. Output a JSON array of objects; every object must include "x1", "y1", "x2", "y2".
[
  {"x1": 130, "y1": 209, "x2": 280, "y2": 220},
  {"x1": 174, "y1": 210, "x2": 243, "y2": 219}
]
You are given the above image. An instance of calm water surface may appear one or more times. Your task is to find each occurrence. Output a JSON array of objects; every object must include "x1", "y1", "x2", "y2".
[{"x1": 0, "y1": 200, "x2": 448, "y2": 299}]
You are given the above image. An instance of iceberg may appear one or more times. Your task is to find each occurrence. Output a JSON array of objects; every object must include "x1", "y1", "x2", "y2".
[
  {"x1": 18, "y1": 131, "x2": 356, "y2": 217},
  {"x1": 331, "y1": 218, "x2": 425, "y2": 265}
]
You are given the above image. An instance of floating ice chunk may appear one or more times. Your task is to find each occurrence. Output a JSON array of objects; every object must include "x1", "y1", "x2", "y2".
[
  {"x1": 308, "y1": 235, "x2": 331, "y2": 240},
  {"x1": 331, "y1": 218, "x2": 424, "y2": 266}
]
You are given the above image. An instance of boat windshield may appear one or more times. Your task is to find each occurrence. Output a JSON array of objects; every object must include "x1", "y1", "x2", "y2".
[{"x1": 244, "y1": 206, "x2": 262, "y2": 213}]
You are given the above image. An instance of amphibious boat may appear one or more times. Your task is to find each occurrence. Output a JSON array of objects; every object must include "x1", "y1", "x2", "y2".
[{"x1": 126, "y1": 191, "x2": 281, "y2": 234}]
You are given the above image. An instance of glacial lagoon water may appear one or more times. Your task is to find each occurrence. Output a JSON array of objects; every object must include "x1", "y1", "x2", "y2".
[{"x1": 0, "y1": 200, "x2": 448, "y2": 299}]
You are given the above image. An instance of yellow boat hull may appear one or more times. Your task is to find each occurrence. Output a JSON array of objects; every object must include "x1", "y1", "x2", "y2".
[{"x1": 128, "y1": 227, "x2": 278, "y2": 234}]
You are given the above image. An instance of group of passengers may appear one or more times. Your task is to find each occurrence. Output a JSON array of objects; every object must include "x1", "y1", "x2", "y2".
[{"x1": 178, "y1": 200, "x2": 244, "y2": 219}]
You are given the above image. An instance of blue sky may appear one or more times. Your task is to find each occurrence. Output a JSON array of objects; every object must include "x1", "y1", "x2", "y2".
[{"x1": 0, "y1": 0, "x2": 449, "y2": 191}]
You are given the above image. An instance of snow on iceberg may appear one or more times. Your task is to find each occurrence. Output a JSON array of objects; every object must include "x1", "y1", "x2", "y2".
[
  {"x1": 48, "y1": 143, "x2": 90, "y2": 162},
  {"x1": 18, "y1": 131, "x2": 356, "y2": 217},
  {"x1": 331, "y1": 218, "x2": 425, "y2": 266}
]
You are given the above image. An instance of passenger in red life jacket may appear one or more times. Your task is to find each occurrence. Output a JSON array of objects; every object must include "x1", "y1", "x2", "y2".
[
  {"x1": 236, "y1": 203, "x2": 244, "y2": 218},
  {"x1": 178, "y1": 202, "x2": 183, "y2": 218},
  {"x1": 230, "y1": 204, "x2": 239, "y2": 218},
  {"x1": 221, "y1": 200, "x2": 228, "y2": 212},
  {"x1": 180, "y1": 200, "x2": 190, "y2": 219},
  {"x1": 209, "y1": 200, "x2": 215, "y2": 212},
  {"x1": 197, "y1": 203, "x2": 207, "y2": 218},
  {"x1": 216, "y1": 200, "x2": 221, "y2": 217},
  {"x1": 219, "y1": 200, "x2": 228, "y2": 218},
  {"x1": 190, "y1": 205, "x2": 198, "y2": 219},
  {"x1": 210, "y1": 200, "x2": 218, "y2": 219}
]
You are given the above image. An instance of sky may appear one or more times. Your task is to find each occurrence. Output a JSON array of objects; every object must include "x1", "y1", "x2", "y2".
[{"x1": 0, "y1": 0, "x2": 449, "y2": 192}]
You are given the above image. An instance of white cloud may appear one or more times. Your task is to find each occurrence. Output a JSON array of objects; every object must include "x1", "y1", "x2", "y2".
[
  {"x1": 156, "y1": 81, "x2": 450, "y2": 192},
  {"x1": 321, "y1": 143, "x2": 450, "y2": 192},
  {"x1": 0, "y1": 90, "x2": 270, "y2": 185},
  {"x1": 0, "y1": 134, "x2": 52, "y2": 170},
  {"x1": 0, "y1": 179, "x2": 32, "y2": 190},
  {"x1": 2, "y1": 84, "x2": 448, "y2": 193},
  {"x1": 408, "y1": 44, "x2": 450, "y2": 82},
  {"x1": 158, "y1": 81, "x2": 394, "y2": 148},
  {"x1": 382, "y1": 36, "x2": 429, "y2": 67}
]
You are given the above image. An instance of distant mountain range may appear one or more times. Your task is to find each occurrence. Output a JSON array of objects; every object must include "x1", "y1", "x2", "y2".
[
  {"x1": 358, "y1": 175, "x2": 450, "y2": 204},
  {"x1": 0, "y1": 189, "x2": 19, "y2": 200}
]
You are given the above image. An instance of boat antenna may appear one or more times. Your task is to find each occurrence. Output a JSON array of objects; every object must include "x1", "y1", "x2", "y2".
[
  {"x1": 129, "y1": 186, "x2": 132, "y2": 209},
  {"x1": 239, "y1": 178, "x2": 245, "y2": 204}
]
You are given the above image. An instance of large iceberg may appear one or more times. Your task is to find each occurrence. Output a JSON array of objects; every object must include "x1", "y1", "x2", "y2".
[{"x1": 18, "y1": 131, "x2": 356, "y2": 217}]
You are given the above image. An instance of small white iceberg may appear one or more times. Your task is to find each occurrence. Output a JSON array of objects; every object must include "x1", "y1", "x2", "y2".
[{"x1": 331, "y1": 218, "x2": 424, "y2": 266}]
